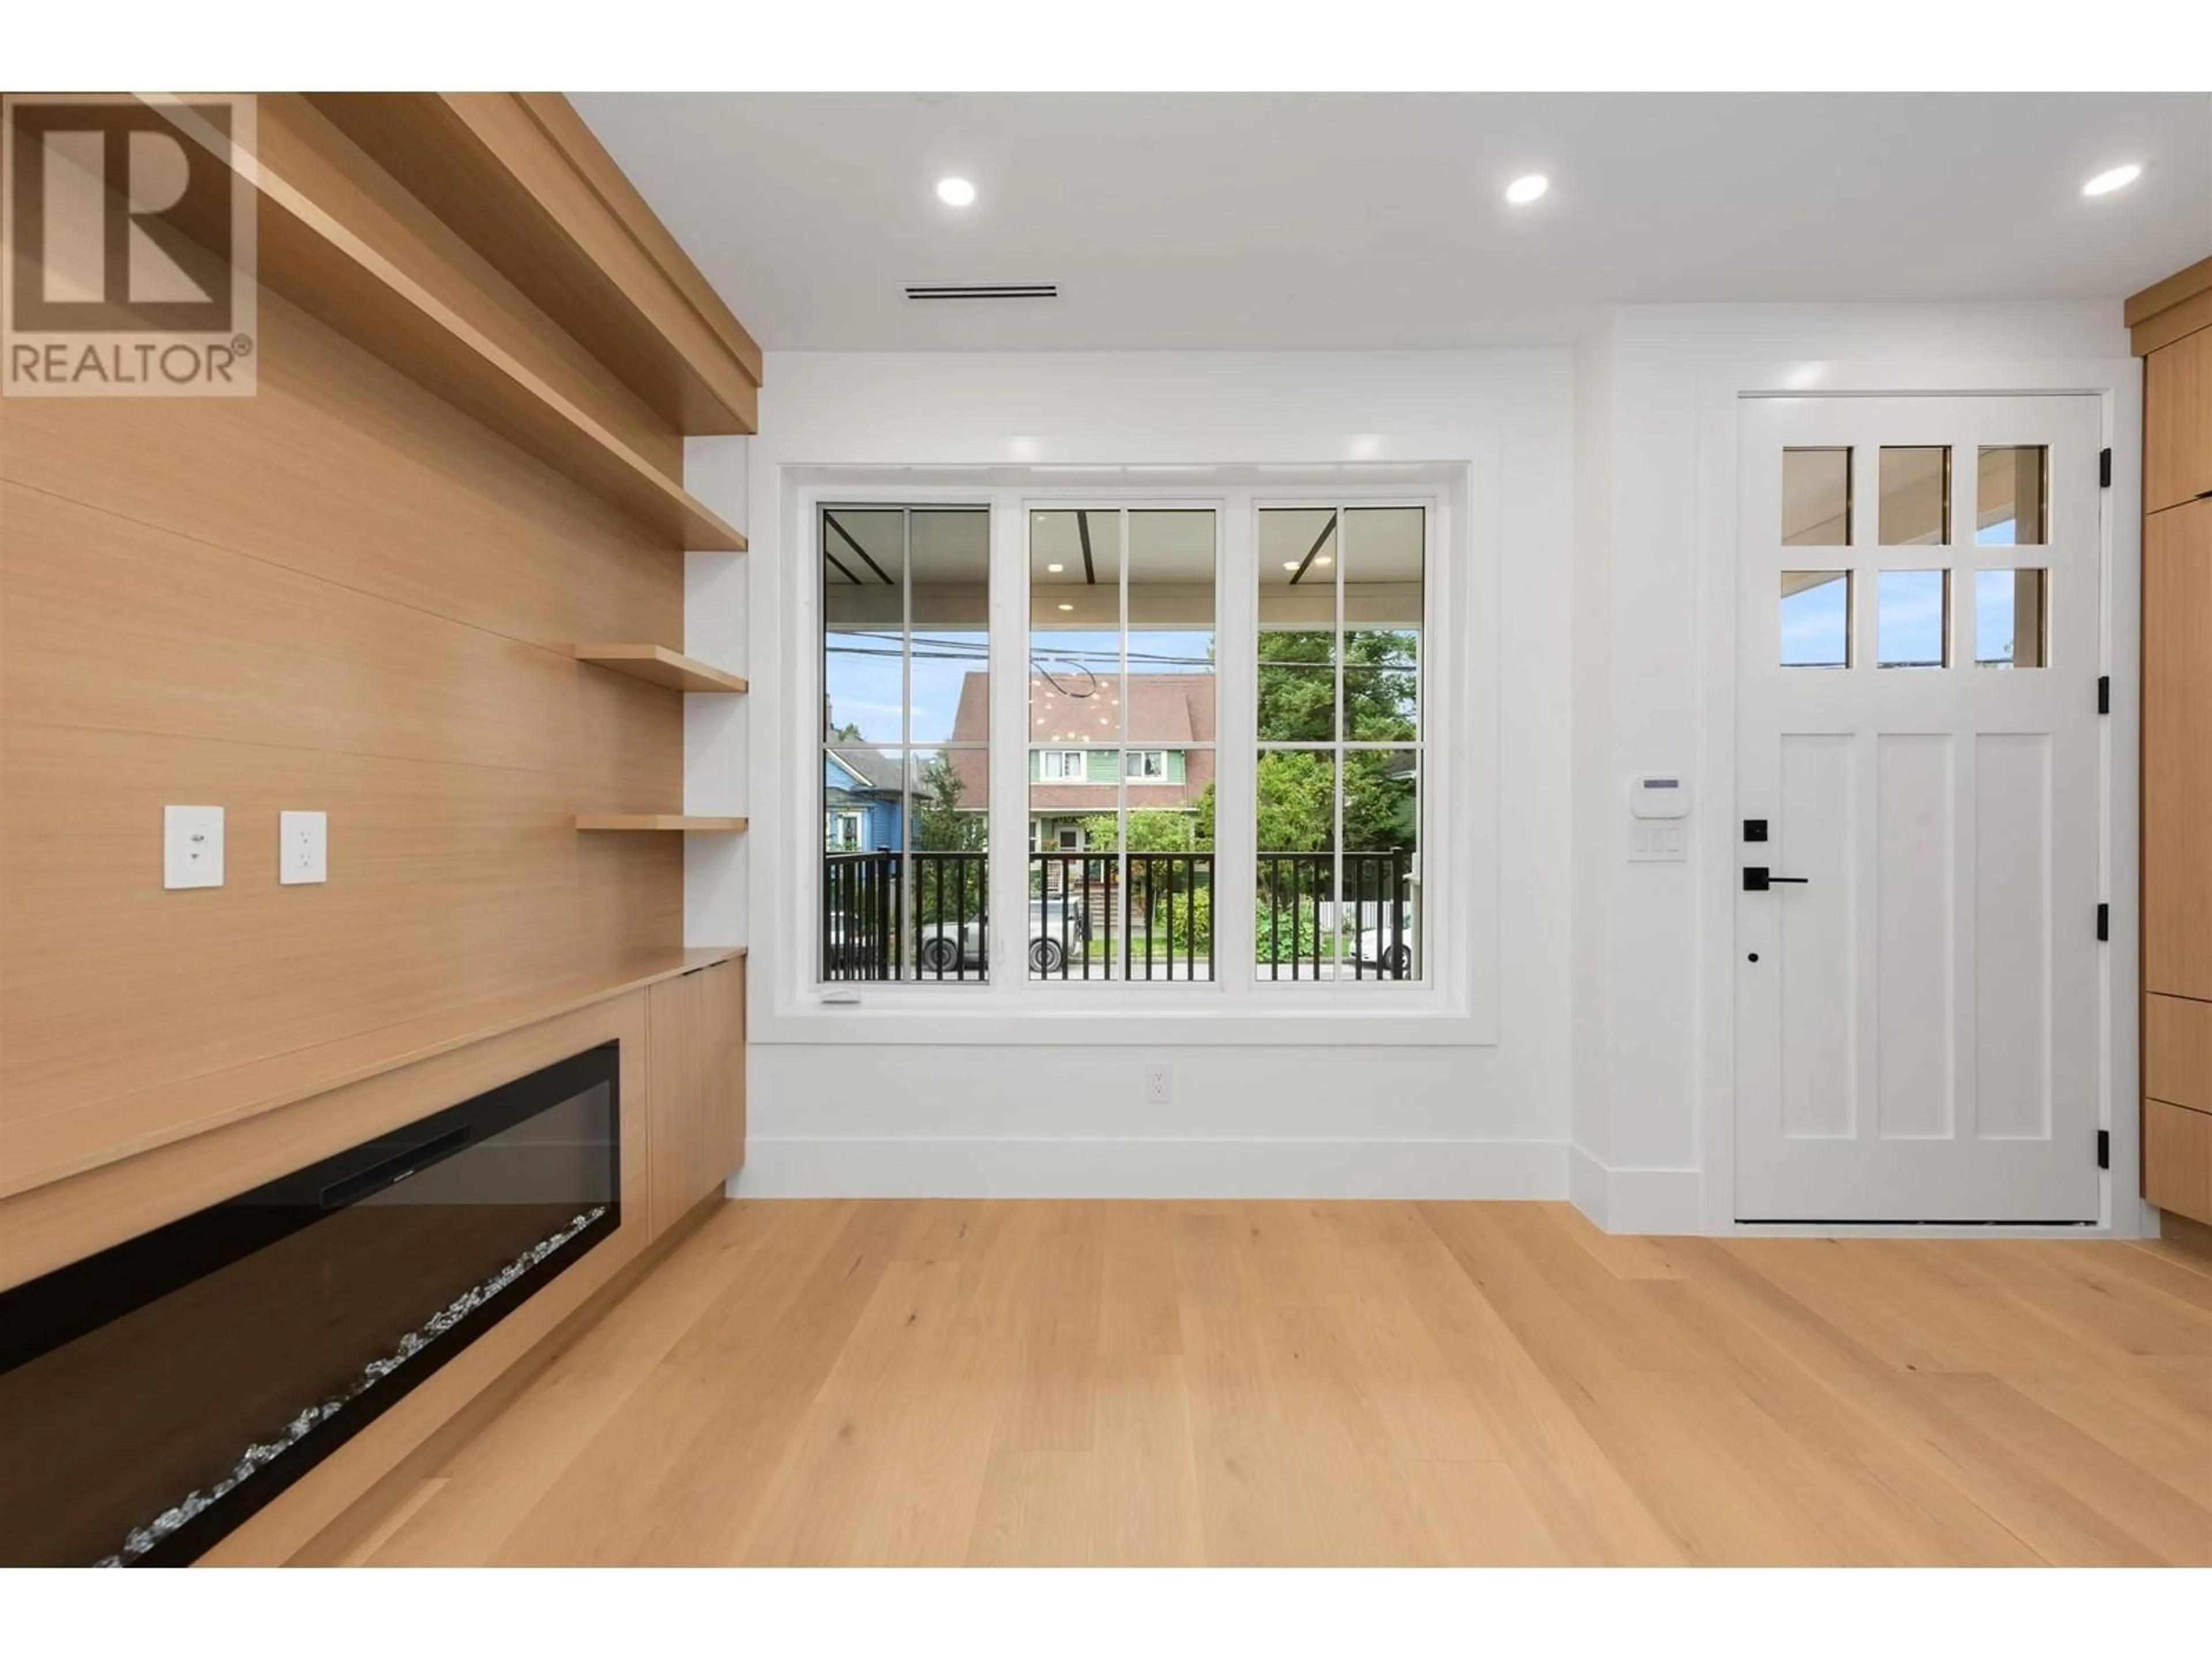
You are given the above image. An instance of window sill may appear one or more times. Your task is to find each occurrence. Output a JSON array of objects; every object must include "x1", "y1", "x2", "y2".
[{"x1": 756, "y1": 988, "x2": 1493, "y2": 1048}]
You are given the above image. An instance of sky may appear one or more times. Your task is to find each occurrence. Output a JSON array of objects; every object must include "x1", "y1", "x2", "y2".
[{"x1": 1778, "y1": 516, "x2": 2041, "y2": 670}]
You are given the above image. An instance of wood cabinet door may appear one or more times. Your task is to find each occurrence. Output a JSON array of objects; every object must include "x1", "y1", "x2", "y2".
[
  {"x1": 701, "y1": 959, "x2": 747, "y2": 1183},
  {"x1": 2145, "y1": 497, "x2": 2212, "y2": 1001},
  {"x1": 2146, "y1": 328, "x2": 2212, "y2": 514},
  {"x1": 646, "y1": 971, "x2": 706, "y2": 1238}
]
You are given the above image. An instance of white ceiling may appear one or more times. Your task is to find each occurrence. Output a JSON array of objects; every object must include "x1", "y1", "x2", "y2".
[{"x1": 572, "y1": 92, "x2": 2212, "y2": 352}]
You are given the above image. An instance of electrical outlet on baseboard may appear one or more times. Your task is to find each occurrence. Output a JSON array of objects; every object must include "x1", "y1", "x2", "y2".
[{"x1": 1143, "y1": 1063, "x2": 1173, "y2": 1105}]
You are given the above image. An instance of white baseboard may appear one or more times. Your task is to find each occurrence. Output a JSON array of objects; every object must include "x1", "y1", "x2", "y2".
[
  {"x1": 728, "y1": 1137, "x2": 1568, "y2": 1200},
  {"x1": 1566, "y1": 1147, "x2": 1703, "y2": 1236}
]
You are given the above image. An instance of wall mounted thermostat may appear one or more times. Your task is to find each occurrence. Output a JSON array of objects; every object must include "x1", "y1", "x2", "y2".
[
  {"x1": 1630, "y1": 775, "x2": 1691, "y2": 820},
  {"x1": 1628, "y1": 775, "x2": 1689, "y2": 864}
]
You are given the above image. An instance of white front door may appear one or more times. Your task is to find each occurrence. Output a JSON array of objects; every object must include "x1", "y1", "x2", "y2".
[{"x1": 1734, "y1": 395, "x2": 2106, "y2": 1222}]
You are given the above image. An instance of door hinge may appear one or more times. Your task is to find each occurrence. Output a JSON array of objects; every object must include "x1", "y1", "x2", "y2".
[
  {"x1": 2097, "y1": 1129, "x2": 2110, "y2": 1170},
  {"x1": 2099, "y1": 448, "x2": 2113, "y2": 488},
  {"x1": 2096, "y1": 902, "x2": 2109, "y2": 942},
  {"x1": 2097, "y1": 674, "x2": 2110, "y2": 714}
]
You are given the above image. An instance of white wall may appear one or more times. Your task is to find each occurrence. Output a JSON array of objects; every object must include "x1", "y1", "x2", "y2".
[
  {"x1": 724, "y1": 351, "x2": 1576, "y2": 1197},
  {"x1": 690, "y1": 305, "x2": 2141, "y2": 1226},
  {"x1": 683, "y1": 435, "x2": 750, "y2": 949}
]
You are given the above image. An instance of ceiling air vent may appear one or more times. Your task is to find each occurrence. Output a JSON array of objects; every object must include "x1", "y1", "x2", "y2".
[{"x1": 903, "y1": 283, "x2": 1058, "y2": 301}]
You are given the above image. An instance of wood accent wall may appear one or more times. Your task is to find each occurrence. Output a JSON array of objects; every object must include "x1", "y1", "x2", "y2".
[
  {"x1": 0, "y1": 93, "x2": 750, "y2": 1207},
  {"x1": 0, "y1": 284, "x2": 684, "y2": 1187}
]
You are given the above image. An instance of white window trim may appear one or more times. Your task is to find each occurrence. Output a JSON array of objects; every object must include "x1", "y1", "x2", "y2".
[
  {"x1": 775, "y1": 465, "x2": 1496, "y2": 1047},
  {"x1": 1039, "y1": 750, "x2": 1088, "y2": 781},
  {"x1": 1126, "y1": 749, "x2": 1171, "y2": 779}
]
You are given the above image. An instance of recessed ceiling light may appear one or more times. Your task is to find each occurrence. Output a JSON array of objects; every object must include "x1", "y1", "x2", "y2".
[
  {"x1": 1047, "y1": 563, "x2": 1064, "y2": 573},
  {"x1": 1505, "y1": 173, "x2": 1550, "y2": 205},
  {"x1": 1058, "y1": 603, "x2": 1074, "y2": 612},
  {"x1": 2082, "y1": 163, "x2": 2143, "y2": 197},
  {"x1": 936, "y1": 176, "x2": 978, "y2": 208},
  {"x1": 1315, "y1": 555, "x2": 1332, "y2": 566},
  {"x1": 1283, "y1": 561, "x2": 1301, "y2": 571}
]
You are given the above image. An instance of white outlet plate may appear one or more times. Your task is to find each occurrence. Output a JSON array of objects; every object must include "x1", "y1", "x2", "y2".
[
  {"x1": 1143, "y1": 1062, "x2": 1173, "y2": 1105},
  {"x1": 280, "y1": 810, "x2": 328, "y2": 885},
  {"x1": 164, "y1": 804, "x2": 225, "y2": 889}
]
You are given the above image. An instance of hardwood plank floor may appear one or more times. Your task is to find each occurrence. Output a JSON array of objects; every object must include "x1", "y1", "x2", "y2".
[{"x1": 328, "y1": 1201, "x2": 2212, "y2": 1566}]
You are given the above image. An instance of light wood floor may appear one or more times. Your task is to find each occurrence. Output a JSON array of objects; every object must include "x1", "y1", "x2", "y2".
[{"x1": 328, "y1": 1200, "x2": 2212, "y2": 1566}]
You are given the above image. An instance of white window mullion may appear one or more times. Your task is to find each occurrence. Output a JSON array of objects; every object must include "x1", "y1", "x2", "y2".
[
  {"x1": 1333, "y1": 502, "x2": 1348, "y2": 977},
  {"x1": 1115, "y1": 507, "x2": 1131, "y2": 979},
  {"x1": 987, "y1": 490, "x2": 1031, "y2": 999},
  {"x1": 1216, "y1": 491, "x2": 1256, "y2": 998}
]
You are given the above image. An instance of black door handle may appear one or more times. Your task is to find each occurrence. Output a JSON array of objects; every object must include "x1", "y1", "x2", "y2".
[{"x1": 1743, "y1": 867, "x2": 1812, "y2": 892}]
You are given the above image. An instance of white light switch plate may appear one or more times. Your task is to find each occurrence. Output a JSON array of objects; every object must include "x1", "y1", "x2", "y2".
[
  {"x1": 1627, "y1": 821, "x2": 1688, "y2": 863},
  {"x1": 164, "y1": 804, "x2": 225, "y2": 889},
  {"x1": 280, "y1": 810, "x2": 328, "y2": 885}
]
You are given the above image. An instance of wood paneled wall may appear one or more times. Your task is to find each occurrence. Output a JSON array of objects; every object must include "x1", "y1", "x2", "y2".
[{"x1": 0, "y1": 284, "x2": 685, "y2": 1186}]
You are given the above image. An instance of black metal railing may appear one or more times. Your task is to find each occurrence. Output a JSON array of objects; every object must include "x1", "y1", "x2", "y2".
[
  {"x1": 1253, "y1": 851, "x2": 1411, "y2": 980},
  {"x1": 823, "y1": 849, "x2": 1411, "y2": 982},
  {"x1": 823, "y1": 850, "x2": 988, "y2": 982},
  {"x1": 1028, "y1": 852, "x2": 1214, "y2": 980}
]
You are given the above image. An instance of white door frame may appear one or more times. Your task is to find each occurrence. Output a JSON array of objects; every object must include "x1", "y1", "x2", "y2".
[{"x1": 1694, "y1": 356, "x2": 2146, "y2": 1237}]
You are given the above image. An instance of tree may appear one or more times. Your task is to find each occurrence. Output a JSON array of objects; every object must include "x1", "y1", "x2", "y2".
[
  {"x1": 1341, "y1": 751, "x2": 1417, "y2": 853},
  {"x1": 1256, "y1": 628, "x2": 1419, "y2": 857},
  {"x1": 1255, "y1": 751, "x2": 1333, "y2": 851},
  {"x1": 913, "y1": 755, "x2": 986, "y2": 852},
  {"x1": 1078, "y1": 808, "x2": 1196, "y2": 852},
  {"x1": 1256, "y1": 629, "x2": 1418, "y2": 744}
]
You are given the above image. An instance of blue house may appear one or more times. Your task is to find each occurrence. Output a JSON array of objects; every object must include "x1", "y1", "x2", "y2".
[{"x1": 823, "y1": 748, "x2": 904, "y2": 852}]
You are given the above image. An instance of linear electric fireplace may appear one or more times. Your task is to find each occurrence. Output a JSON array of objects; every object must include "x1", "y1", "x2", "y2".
[{"x1": 0, "y1": 1043, "x2": 621, "y2": 1566}]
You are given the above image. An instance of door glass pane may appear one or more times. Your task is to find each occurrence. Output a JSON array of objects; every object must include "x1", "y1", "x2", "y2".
[
  {"x1": 1975, "y1": 569, "x2": 2048, "y2": 668},
  {"x1": 1879, "y1": 446, "x2": 1950, "y2": 546},
  {"x1": 908, "y1": 509, "x2": 990, "y2": 745},
  {"x1": 1876, "y1": 570, "x2": 1949, "y2": 669},
  {"x1": 1781, "y1": 571, "x2": 1851, "y2": 668},
  {"x1": 1257, "y1": 507, "x2": 1337, "y2": 741},
  {"x1": 1976, "y1": 446, "x2": 2047, "y2": 546},
  {"x1": 1343, "y1": 506, "x2": 1424, "y2": 743},
  {"x1": 1342, "y1": 751, "x2": 1419, "y2": 979},
  {"x1": 821, "y1": 507, "x2": 906, "y2": 744},
  {"x1": 1782, "y1": 448, "x2": 1852, "y2": 547},
  {"x1": 1255, "y1": 748, "x2": 1336, "y2": 981}
]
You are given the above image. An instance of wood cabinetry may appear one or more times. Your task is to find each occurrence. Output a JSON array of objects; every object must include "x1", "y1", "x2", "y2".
[
  {"x1": 646, "y1": 956, "x2": 747, "y2": 1236},
  {"x1": 2146, "y1": 325, "x2": 2212, "y2": 514},
  {"x1": 2133, "y1": 259, "x2": 2212, "y2": 1230},
  {"x1": 2143, "y1": 498, "x2": 2212, "y2": 1003}
]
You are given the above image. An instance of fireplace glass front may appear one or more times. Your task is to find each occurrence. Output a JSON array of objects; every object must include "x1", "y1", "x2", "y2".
[{"x1": 0, "y1": 1041, "x2": 620, "y2": 1566}]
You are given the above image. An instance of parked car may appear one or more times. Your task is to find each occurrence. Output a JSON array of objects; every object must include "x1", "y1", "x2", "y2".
[
  {"x1": 915, "y1": 894, "x2": 1090, "y2": 975},
  {"x1": 1353, "y1": 916, "x2": 1416, "y2": 977}
]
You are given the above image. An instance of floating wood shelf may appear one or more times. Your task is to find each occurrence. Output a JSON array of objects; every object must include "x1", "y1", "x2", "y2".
[
  {"x1": 571, "y1": 644, "x2": 748, "y2": 694},
  {"x1": 307, "y1": 94, "x2": 763, "y2": 436},
  {"x1": 575, "y1": 815, "x2": 748, "y2": 834},
  {"x1": 141, "y1": 96, "x2": 746, "y2": 554}
]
